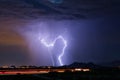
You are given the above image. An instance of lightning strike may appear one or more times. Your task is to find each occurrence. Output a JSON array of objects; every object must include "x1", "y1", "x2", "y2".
[{"x1": 40, "y1": 35, "x2": 67, "y2": 66}]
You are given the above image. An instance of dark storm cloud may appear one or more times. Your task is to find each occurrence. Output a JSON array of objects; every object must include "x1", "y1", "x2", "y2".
[{"x1": 0, "y1": 0, "x2": 120, "y2": 19}]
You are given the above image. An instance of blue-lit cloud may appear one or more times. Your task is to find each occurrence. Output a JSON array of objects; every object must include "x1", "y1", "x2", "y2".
[{"x1": 48, "y1": 0, "x2": 63, "y2": 4}]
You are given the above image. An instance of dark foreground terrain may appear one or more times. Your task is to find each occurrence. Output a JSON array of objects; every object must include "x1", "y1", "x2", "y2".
[{"x1": 0, "y1": 69, "x2": 120, "y2": 80}]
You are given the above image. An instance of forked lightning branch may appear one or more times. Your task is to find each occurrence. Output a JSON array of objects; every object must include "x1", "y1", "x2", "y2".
[{"x1": 40, "y1": 35, "x2": 67, "y2": 66}]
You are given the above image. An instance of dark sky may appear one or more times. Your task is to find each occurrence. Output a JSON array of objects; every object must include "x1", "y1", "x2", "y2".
[{"x1": 0, "y1": 0, "x2": 120, "y2": 66}]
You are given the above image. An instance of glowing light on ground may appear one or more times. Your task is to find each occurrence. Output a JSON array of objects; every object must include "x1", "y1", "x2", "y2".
[{"x1": 40, "y1": 35, "x2": 67, "y2": 66}]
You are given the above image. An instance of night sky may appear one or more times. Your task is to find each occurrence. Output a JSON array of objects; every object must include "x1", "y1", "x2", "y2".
[{"x1": 0, "y1": 0, "x2": 120, "y2": 66}]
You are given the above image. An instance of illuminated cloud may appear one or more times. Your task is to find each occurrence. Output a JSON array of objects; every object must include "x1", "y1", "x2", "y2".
[
  {"x1": 0, "y1": 28, "x2": 30, "y2": 66},
  {"x1": 0, "y1": 29, "x2": 26, "y2": 46}
]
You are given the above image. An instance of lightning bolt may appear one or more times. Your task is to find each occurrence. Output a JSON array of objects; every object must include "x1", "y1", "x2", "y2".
[{"x1": 40, "y1": 35, "x2": 67, "y2": 66}]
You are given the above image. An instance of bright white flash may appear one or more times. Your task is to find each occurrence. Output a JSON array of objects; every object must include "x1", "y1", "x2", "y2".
[{"x1": 40, "y1": 35, "x2": 67, "y2": 66}]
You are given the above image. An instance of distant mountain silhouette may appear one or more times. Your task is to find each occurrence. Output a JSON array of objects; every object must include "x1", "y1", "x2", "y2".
[{"x1": 67, "y1": 62, "x2": 102, "y2": 69}]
